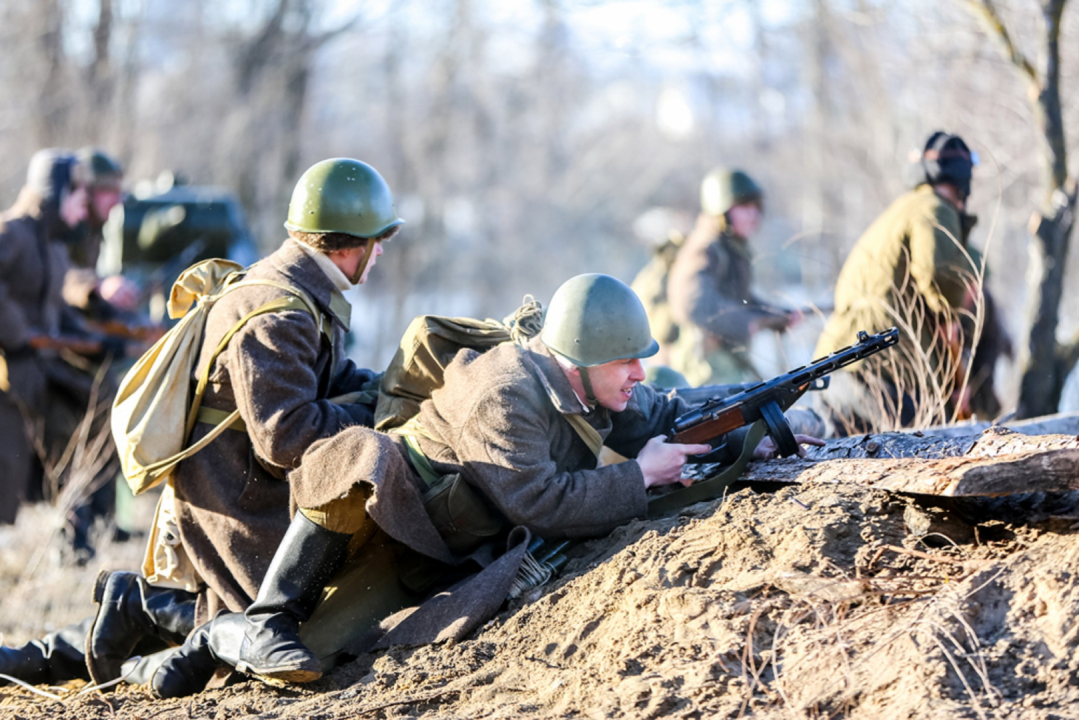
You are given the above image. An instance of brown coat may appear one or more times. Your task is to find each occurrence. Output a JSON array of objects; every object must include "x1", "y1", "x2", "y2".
[
  {"x1": 296, "y1": 337, "x2": 715, "y2": 537},
  {"x1": 667, "y1": 214, "x2": 786, "y2": 347},
  {"x1": 0, "y1": 198, "x2": 82, "y2": 523},
  {"x1": 172, "y1": 239, "x2": 377, "y2": 620}
]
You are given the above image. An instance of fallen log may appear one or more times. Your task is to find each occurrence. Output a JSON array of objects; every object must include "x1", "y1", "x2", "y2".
[
  {"x1": 687, "y1": 426, "x2": 1079, "y2": 498},
  {"x1": 917, "y1": 410, "x2": 1079, "y2": 438}
]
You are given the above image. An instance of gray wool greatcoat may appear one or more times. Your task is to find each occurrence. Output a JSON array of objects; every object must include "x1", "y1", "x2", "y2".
[
  {"x1": 288, "y1": 337, "x2": 746, "y2": 652},
  {"x1": 295, "y1": 336, "x2": 725, "y2": 537},
  {"x1": 172, "y1": 238, "x2": 377, "y2": 621}
]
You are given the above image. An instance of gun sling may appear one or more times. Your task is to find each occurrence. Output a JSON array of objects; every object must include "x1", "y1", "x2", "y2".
[{"x1": 646, "y1": 420, "x2": 766, "y2": 516}]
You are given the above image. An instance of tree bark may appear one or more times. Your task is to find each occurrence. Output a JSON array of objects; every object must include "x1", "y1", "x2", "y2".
[{"x1": 965, "y1": 0, "x2": 1076, "y2": 418}]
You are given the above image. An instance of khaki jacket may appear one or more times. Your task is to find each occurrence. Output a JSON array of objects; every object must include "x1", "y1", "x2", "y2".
[
  {"x1": 814, "y1": 185, "x2": 974, "y2": 368},
  {"x1": 172, "y1": 239, "x2": 377, "y2": 620}
]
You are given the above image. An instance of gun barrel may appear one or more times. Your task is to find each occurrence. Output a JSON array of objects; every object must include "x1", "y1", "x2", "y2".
[{"x1": 668, "y1": 327, "x2": 898, "y2": 442}]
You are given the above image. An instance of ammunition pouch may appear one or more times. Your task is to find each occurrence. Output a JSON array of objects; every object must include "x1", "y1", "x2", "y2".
[
  {"x1": 422, "y1": 472, "x2": 505, "y2": 555},
  {"x1": 401, "y1": 433, "x2": 506, "y2": 555}
]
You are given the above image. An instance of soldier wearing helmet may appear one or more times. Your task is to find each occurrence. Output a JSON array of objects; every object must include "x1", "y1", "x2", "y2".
[
  {"x1": 148, "y1": 273, "x2": 821, "y2": 698},
  {"x1": 52, "y1": 159, "x2": 403, "y2": 691},
  {"x1": 814, "y1": 132, "x2": 980, "y2": 433},
  {"x1": 667, "y1": 168, "x2": 797, "y2": 386}
]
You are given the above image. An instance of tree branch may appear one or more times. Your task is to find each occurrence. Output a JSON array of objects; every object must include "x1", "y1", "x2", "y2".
[{"x1": 964, "y1": 0, "x2": 1039, "y2": 86}]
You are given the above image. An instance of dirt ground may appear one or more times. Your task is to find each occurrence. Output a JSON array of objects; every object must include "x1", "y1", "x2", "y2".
[{"x1": 2, "y1": 474, "x2": 1079, "y2": 719}]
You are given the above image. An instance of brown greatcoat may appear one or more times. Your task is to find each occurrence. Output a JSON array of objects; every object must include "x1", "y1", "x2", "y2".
[
  {"x1": 0, "y1": 193, "x2": 87, "y2": 523},
  {"x1": 289, "y1": 336, "x2": 747, "y2": 651},
  {"x1": 666, "y1": 215, "x2": 787, "y2": 384},
  {"x1": 667, "y1": 215, "x2": 787, "y2": 350},
  {"x1": 172, "y1": 238, "x2": 377, "y2": 622}
]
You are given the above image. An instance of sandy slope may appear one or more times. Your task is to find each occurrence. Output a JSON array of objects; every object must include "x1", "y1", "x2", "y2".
[{"x1": 2, "y1": 480, "x2": 1078, "y2": 719}]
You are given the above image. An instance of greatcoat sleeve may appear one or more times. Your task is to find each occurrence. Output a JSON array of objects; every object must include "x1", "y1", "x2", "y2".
[
  {"x1": 605, "y1": 383, "x2": 749, "y2": 466},
  {"x1": 458, "y1": 381, "x2": 648, "y2": 539},
  {"x1": 679, "y1": 242, "x2": 782, "y2": 345},
  {"x1": 0, "y1": 227, "x2": 32, "y2": 351},
  {"x1": 228, "y1": 309, "x2": 370, "y2": 471}
]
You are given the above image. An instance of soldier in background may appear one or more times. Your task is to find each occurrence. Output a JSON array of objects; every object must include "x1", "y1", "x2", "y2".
[
  {"x1": 813, "y1": 132, "x2": 979, "y2": 433},
  {"x1": 630, "y1": 207, "x2": 691, "y2": 367},
  {"x1": 0, "y1": 149, "x2": 125, "y2": 561},
  {"x1": 667, "y1": 169, "x2": 798, "y2": 385},
  {"x1": 63, "y1": 148, "x2": 141, "y2": 320}
]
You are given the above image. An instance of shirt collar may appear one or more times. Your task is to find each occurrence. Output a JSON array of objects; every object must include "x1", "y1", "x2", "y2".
[{"x1": 295, "y1": 240, "x2": 353, "y2": 292}]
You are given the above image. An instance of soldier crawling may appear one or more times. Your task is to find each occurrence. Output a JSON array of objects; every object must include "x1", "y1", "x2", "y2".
[{"x1": 150, "y1": 273, "x2": 822, "y2": 697}]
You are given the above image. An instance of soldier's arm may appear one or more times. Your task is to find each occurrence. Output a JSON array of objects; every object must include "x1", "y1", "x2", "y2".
[
  {"x1": 458, "y1": 383, "x2": 648, "y2": 539},
  {"x1": 329, "y1": 359, "x2": 380, "y2": 396},
  {"x1": 229, "y1": 310, "x2": 373, "y2": 470},
  {"x1": 909, "y1": 202, "x2": 971, "y2": 314}
]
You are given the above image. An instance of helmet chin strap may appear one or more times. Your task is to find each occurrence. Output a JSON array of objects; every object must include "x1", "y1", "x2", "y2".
[
  {"x1": 349, "y1": 238, "x2": 377, "y2": 285},
  {"x1": 579, "y1": 366, "x2": 598, "y2": 406}
]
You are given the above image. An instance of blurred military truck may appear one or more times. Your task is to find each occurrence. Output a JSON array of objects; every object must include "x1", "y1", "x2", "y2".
[{"x1": 97, "y1": 172, "x2": 259, "y2": 321}]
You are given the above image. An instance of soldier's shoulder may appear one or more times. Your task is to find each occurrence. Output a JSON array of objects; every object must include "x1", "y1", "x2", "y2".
[{"x1": 899, "y1": 185, "x2": 959, "y2": 219}]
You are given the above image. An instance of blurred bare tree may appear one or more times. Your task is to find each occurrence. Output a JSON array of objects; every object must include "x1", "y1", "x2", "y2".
[
  {"x1": 0, "y1": 0, "x2": 1073, "y2": 414},
  {"x1": 964, "y1": 0, "x2": 1077, "y2": 418}
]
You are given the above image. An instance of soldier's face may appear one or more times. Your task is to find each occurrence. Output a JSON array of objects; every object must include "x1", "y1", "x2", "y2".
[
  {"x1": 356, "y1": 240, "x2": 384, "y2": 284},
  {"x1": 90, "y1": 188, "x2": 122, "y2": 225},
  {"x1": 728, "y1": 202, "x2": 761, "y2": 239},
  {"x1": 60, "y1": 185, "x2": 89, "y2": 229},
  {"x1": 586, "y1": 357, "x2": 647, "y2": 412}
]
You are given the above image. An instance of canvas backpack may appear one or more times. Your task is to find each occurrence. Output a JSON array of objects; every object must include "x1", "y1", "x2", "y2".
[{"x1": 112, "y1": 257, "x2": 328, "y2": 496}]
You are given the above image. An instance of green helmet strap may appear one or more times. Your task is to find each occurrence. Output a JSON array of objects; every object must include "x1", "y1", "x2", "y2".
[
  {"x1": 349, "y1": 237, "x2": 377, "y2": 285},
  {"x1": 579, "y1": 366, "x2": 598, "y2": 406}
]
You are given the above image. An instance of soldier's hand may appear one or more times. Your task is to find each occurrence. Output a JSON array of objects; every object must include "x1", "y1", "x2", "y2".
[
  {"x1": 637, "y1": 436, "x2": 712, "y2": 489},
  {"x1": 752, "y1": 434, "x2": 825, "y2": 460}
]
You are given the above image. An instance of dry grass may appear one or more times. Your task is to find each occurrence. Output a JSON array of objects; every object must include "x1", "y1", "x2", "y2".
[
  {"x1": 0, "y1": 362, "x2": 159, "y2": 647},
  {"x1": 732, "y1": 547, "x2": 1009, "y2": 719}
]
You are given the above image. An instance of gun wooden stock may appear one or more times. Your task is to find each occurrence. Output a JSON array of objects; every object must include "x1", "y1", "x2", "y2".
[
  {"x1": 28, "y1": 335, "x2": 103, "y2": 356},
  {"x1": 671, "y1": 407, "x2": 745, "y2": 444},
  {"x1": 87, "y1": 320, "x2": 166, "y2": 342}
]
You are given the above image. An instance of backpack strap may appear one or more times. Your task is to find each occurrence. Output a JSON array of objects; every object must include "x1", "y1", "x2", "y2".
[
  {"x1": 184, "y1": 292, "x2": 321, "y2": 438},
  {"x1": 184, "y1": 278, "x2": 334, "y2": 440}
]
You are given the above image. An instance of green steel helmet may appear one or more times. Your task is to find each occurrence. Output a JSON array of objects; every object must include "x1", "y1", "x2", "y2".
[
  {"x1": 541, "y1": 273, "x2": 659, "y2": 367},
  {"x1": 700, "y1": 168, "x2": 763, "y2": 217},
  {"x1": 284, "y1": 158, "x2": 404, "y2": 239},
  {"x1": 77, "y1": 147, "x2": 123, "y2": 189}
]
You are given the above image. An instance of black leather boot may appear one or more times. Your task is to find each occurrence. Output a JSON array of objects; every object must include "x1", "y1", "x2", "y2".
[
  {"x1": 0, "y1": 618, "x2": 92, "y2": 685},
  {"x1": 150, "y1": 613, "x2": 247, "y2": 699},
  {"x1": 237, "y1": 512, "x2": 350, "y2": 682},
  {"x1": 85, "y1": 570, "x2": 198, "y2": 685}
]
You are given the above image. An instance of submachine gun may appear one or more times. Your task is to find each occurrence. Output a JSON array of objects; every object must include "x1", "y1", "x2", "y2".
[{"x1": 670, "y1": 327, "x2": 900, "y2": 461}]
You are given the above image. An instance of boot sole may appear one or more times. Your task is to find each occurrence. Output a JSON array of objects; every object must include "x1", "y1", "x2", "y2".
[{"x1": 254, "y1": 668, "x2": 323, "y2": 685}]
